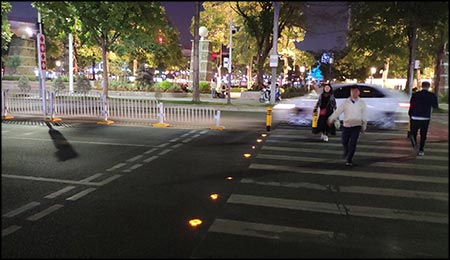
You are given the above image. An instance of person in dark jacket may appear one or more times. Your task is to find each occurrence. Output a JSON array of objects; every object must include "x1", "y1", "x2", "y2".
[
  {"x1": 313, "y1": 83, "x2": 337, "y2": 142},
  {"x1": 408, "y1": 81, "x2": 439, "y2": 156}
]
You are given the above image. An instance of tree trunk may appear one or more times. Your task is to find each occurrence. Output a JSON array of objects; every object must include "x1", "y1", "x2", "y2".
[
  {"x1": 382, "y1": 57, "x2": 389, "y2": 87},
  {"x1": 101, "y1": 42, "x2": 109, "y2": 97},
  {"x1": 405, "y1": 25, "x2": 417, "y2": 95},
  {"x1": 433, "y1": 40, "x2": 446, "y2": 95},
  {"x1": 247, "y1": 60, "x2": 252, "y2": 89}
]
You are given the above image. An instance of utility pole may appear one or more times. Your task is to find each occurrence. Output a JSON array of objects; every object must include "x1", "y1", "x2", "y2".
[
  {"x1": 37, "y1": 12, "x2": 46, "y2": 118},
  {"x1": 69, "y1": 33, "x2": 74, "y2": 93},
  {"x1": 269, "y1": 1, "x2": 280, "y2": 104}
]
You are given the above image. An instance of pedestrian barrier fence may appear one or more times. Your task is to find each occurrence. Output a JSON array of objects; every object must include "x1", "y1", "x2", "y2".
[{"x1": 2, "y1": 90, "x2": 219, "y2": 127}]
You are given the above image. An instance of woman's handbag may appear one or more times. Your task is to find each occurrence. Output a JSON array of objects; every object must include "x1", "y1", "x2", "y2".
[{"x1": 319, "y1": 108, "x2": 327, "y2": 116}]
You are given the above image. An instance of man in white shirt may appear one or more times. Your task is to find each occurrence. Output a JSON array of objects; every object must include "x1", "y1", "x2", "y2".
[{"x1": 328, "y1": 85, "x2": 367, "y2": 166}]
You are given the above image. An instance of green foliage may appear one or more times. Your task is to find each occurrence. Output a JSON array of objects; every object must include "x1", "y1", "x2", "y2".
[
  {"x1": 2, "y1": 75, "x2": 38, "y2": 81},
  {"x1": 5, "y1": 56, "x2": 21, "y2": 75},
  {"x1": 17, "y1": 76, "x2": 31, "y2": 92},
  {"x1": 199, "y1": 81, "x2": 210, "y2": 93},
  {"x1": 52, "y1": 77, "x2": 66, "y2": 93},
  {"x1": 75, "y1": 74, "x2": 91, "y2": 93},
  {"x1": 153, "y1": 80, "x2": 183, "y2": 93},
  {"x1": 1, "y1": 2, "x2": 13, "y2": 51},
  {"x1": 281, "y1": 86, "x2": 308, "y2": 98},
  {"x1": 108, "y1": 80, "x2": 133, "y2": 90},
  {"x1": 439, "y1": 92, "x2": 448, "y2": 104}
]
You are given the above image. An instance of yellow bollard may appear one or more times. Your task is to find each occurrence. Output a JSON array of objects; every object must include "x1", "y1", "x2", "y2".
[
  {"x1": 266, "y1": 107, "x2": 272, "y2": 131},
  {"x1": 312, "y1": 110, "x2": 318, "y2": 128}
]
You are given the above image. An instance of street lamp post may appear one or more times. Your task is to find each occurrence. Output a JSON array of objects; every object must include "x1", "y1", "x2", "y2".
[
  {"x1": 370, "y1": 67, "x2": 376, "y2": 84},
  {"x1": 227, "y1": 19, "x2": 233, "y2": 104}
]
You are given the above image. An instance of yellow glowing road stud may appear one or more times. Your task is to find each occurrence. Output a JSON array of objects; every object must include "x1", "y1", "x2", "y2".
[
  {"x1": 210, "y1": 193, "x2": 219, "y2": 200},
  {"x1": 261, "y1": 133, "x2": 267, "y2": 137},
  {"x1": 226, "y1": 176, "x2": 233, "y2": 180},
  {"x1": 256, "y1": 139, "x2": 262, "y2": 143},
  {"x1": 243, "y1": 153, "x2": 251, "y2": 158},
  {"x1": 251, "y1": 146, "x2": 256, "y2": 149},
  {"x1": 188, "y1": 219, "x2": 202, "y2": 227}
]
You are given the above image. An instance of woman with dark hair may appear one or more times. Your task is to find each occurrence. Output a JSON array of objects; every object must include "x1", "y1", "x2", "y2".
[{"x1": 313, "y1": 83, "x2": 337, "y2": 142}]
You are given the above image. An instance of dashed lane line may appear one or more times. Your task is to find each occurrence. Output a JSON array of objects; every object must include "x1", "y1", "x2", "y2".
[
  {"x1": 3, "y1": 202, "x2": 41, "y2": 218},
  {"x1": 66, "y1": 188, "x2": 97, "y2": 201},
  {"x1": 44, "y1": 186, "x2": 76, "y2": 199},
  {"x1": 26, "y1": 204, "x2": 64, "y2": 221}
]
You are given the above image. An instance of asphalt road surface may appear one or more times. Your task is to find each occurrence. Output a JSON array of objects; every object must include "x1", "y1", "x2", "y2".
[{"x1": 2, "y1": 112, "x2": 448, "y2": 258}]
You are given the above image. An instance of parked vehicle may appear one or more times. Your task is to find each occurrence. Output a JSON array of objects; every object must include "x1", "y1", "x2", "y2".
[{"x1": 273, "y1": 83, "x2": 410, "y2": 129}]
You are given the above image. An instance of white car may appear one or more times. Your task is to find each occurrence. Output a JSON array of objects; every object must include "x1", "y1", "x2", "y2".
[{"x1": 273, "y1": 83, "x2": 411, "y2": 129}]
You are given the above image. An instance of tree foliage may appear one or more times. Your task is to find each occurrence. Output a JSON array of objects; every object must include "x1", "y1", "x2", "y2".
[
  {"x1": 2, "y1": 1, "x2": 13, "y2": 51},
  {"x1": 33, "y1": 1, "x2": 182, "y2": 97},
  {"x1": 345, "y1": 2, "x2": 448, "y2": 93}
]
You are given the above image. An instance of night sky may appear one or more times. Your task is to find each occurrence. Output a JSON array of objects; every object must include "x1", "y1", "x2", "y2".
[{"x1": 8, "y1": 1, "x2": 347, "y2": 52}]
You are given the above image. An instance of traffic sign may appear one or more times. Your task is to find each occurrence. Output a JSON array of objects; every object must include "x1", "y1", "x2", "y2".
[{"x1": 37, "y1": 33, "x2": 46, "y2": 71}]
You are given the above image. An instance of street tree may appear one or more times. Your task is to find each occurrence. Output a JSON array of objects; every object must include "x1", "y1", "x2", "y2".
[
  {"x1": 1, "y1": 2, "x2": 13, "y2": 52},
  {"x1": 348, "y1": 2, "x2": 449, "y2": 94},
  {"x1": 34, "y1": 2, "x2": 174, "y2": 97}
]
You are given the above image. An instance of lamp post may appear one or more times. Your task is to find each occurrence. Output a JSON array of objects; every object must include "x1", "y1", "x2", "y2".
[{"x1": 370, "y1": 67, "x2": 376, "y2": 84}]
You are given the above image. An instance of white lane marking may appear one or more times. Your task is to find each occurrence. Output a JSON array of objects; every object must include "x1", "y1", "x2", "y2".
[
  {"x1": 169, "y1": 137, "x2": 180, "y2": 142},
  {"x1": 80, "y1": 173, "x2": 104, "y2": 183},
  {"x1": 192, "y1": 134, "x2": 201, "y2": 138},
  {"x1": 199, "y1": 130, "x2": 208, "y2": 134},
  {"x1": 106, "y1": 163, "x2": 127, "y2": 172},
  {"x1": 180, "y1": 133, "x2": 190, "y2": 138},
  {"x1": 3, "y1": 202, "x2": 41, "y2": 218},
  {"x1": 2, "y1": 130, "x2": 10, "y2": 134},
  {"x1": 143, "y1": 155, "x2": 159, "y2": 163},
  {"x1": 158, "y1": 143, "x2": 169, "y2": 148},
  {"x1": 262, "y1": 145, "x2": 448, "y2": 161},
  {"x1": 266, "y1": 139, "x2": 448, "y2": 153},
  {"x1": 209, "y1": 218, "x2": 344, "y2": 241},
  {"x1": 273, "y1": 130, "x2": 445, "y2": 139},
  {"x1": 123, "y1": 163, "x2": 143, "y2": 172},
  {"x1": 2, "y1": 174, "x2": 101, "y2": 186},
  {"x1": 171, "y1": 143, "x2": 183, "y2": 149},
  {"x1": 126, "y1": 155, "x2": 143, "y2": 162},
  {"x1": 188, "y1": 130, "x2": 197, "y2": 134},
  {"x1": 240, "y1": 178, "x2": 448, "y2": 202},
  {"x1": 371, "y1": 161, "x2": 448, "y2": 171},
  {"x1": 97, "y1": 175, "x2": 122, "y2": 185},
  {"x1": 66, "y1": 188, "x2": 97, "y2": 201},
  {"x1": 4, "y1": 136, "x2": 156, "y2": 147},
  {"x1": 22, "y1": 132, "x2": 35, "y2": 136},
  {"x1": 228, "y1": 194, "x2": 448, "y2": 224},
  {"x1": 2, "y1": 225, "x2": 21, "y2": 238},
  {"x1": 27, "y1": 204, "x2": 64, "y2": 221},
  {"x1": 144, "y1": 148, "x2": 158, "y2": 154},
  {"x1": 182, "y1": 137, "x2": 193, "y2": 143},
  {"x1": 158, "y1": 149, "x2": 172, "y2": 155},
  {"x1": 44, "y1": 186, "x2": 76, "y2": 199},
  {"x1": 249, "y1": 163, "x2": 448, "y2": 184}
]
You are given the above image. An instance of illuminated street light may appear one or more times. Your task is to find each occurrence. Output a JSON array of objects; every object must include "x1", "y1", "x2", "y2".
[{"x1": 370, "y1": 67, "x2": 376, "y2": 84}]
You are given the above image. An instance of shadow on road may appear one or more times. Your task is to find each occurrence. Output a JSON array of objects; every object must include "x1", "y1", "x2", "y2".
[{"x1": 46, "y1": 122, "x2": 78, "y2": 161}]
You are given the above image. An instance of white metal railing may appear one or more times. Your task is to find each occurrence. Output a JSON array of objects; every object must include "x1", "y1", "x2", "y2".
[{"x1": 2, "y1": 90, "x2": 219, "y2": 126}]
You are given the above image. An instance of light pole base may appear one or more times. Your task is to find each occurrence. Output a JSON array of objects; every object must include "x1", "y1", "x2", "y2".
[
  {"x1": 97, "y1": 120, "x2": 114, "y2": 125},
  {"x1": 2, "y1": 115, "x2": 14, "y2": 120},
  {"x1": 210, "y1": 125, "x2": 225, "y2": 131},
  {"x1": 152, "y1": 122, "x2": 170, "y2": 128}
]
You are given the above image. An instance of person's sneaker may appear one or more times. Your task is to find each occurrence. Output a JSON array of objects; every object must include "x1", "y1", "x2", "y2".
[
  {"x1": 320, "y1": 133, "x2": 325, "y2": 140},
  {"x1": 345, "y1": 162, "x2": 353, "y2": 166},
  {"x1": 323, "y1": 135, "x2": 328, "y2": 142},
  {"x1": 417, "y1": 151, "x2": 424, "y2": 156}
]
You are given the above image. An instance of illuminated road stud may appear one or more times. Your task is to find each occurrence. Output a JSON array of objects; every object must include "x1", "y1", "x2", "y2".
[
  {"x1": 251, "y1": 146, "x2": 256, "y2": 149},
  {"x1": 226, "y1": 176, "x2": 233, "y2": 180},
  {"x1": 210, "y1": 193, "x2": 219, "y2": 200},
  {"x1": 188, "y1": 219, "x2": 202, "y2": 227},
  {"x1": 256, "y1": 139, "x2": 262, "y2": 143},
  {"x1": 261, "y1": 133, "x2": 267, "y2": 137},
  {"x1": 243, "y1": 153, "x2": 251, "y2": 158}
]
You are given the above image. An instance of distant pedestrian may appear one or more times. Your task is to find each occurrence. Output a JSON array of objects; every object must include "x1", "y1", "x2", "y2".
[
  {"x1": 313, "y1": 83, "x2": 337, "y2": 142},
  {"x1": 408, "y1": 81, "x2": 439, "y2": 156},
  {"x1": 211, "y1": 78, "x2": 217, "y2": 98},
  {"x1": 328, "y1": 85, "x2": 367, "y2": 166}
]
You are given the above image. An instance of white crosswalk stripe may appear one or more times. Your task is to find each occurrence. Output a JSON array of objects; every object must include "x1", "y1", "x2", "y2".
[{"x1": 195, "y1": 126, "x2": 448, "y2": 258}]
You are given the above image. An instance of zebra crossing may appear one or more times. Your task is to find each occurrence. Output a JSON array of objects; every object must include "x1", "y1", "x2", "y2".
[{"x1": 193, "y1": 125, "x2": 449, "y2": 258}]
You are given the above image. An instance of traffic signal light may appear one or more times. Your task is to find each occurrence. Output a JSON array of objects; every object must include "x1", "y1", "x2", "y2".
[{"x1": 158, "y1": 36, "x2": 163, "y2": 44}]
